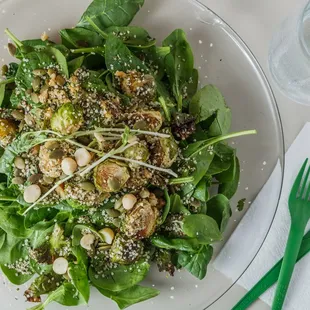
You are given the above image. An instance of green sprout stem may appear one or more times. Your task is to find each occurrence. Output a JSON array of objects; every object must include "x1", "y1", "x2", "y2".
[
  {"x1": 111, "y1": 155, "x2": 178, "y2": 178},
  {"x1": 0, "y1": 78, "x2": 15, "y2": 86},
  {"x1": 169, "y1": 176, "x2": 194, "y2": 185},
  {"x1": 4, "y1": 28, "x2": 23, "y2": 48},
  {"x1": 188, "y1": 129, "x2": 257, "y2": 159},
  {"x1": 158, "y1": 96, "x2": 171, "y2": 122}
]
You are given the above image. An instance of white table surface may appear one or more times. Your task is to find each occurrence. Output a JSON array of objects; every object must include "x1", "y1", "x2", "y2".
[{"x1": 200, "y1": 0, "x2": 310, "y2": 309}]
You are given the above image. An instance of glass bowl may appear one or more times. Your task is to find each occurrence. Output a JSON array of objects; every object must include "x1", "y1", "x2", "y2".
[{"x1": 0, "y1": 0, "x2": 284, "y2": 309}]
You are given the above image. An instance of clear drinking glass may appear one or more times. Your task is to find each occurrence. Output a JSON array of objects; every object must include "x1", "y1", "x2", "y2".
[{"x1": 269, "y1": 0, "x2": 310, "y2": 105}]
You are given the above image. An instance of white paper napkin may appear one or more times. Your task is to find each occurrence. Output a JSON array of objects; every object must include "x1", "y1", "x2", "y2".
[{"x1": 214, "y1": 122, "x2": 310, "y2": 310}]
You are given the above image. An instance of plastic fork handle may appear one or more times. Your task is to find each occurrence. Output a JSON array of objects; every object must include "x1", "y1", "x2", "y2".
[
  {"x1": 271, "y1": 223, "x2": 305, "y2": 310},
  {"x1": 232, "y1": 230, "x2": 310, "y2": 310}
]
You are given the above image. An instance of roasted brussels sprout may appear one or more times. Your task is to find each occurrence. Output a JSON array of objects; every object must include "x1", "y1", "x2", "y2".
[
  {"x1": 110, "y1": 233, "x2": 143, "y2": 264},
  {"x1": 100, "y1": 96, "x2": 122, "y2": 125},
  {"x1": 123, "y1": 200, "x2": 159, "y2": 239},
  {"x1": 50, "y1": 102, "x2": 84, "y2": 135},
  {"x1": 160, "y1": 214, "x2": 185, "y2": 238},
  {"x1": 126, "y1": 167, "x2": 152, "y2": 190},
  {"x1": 151, "y1": 135, "x2": 178, "y2": 168},
  {"x1": 94, "y1": 160, "x2": 130, "y2": 193},
  {"x1": 124, "y1": 143, "x2": 150, "y2": 165},
  {"x1": 128, "y1": 110, "x2": 163, "y2": 132},
  {"x1": 0, "y1": 118, "x2": 17, "y2": 147},
  {"x1": 115, "y1": 70, "x2": 156, "y2": 103}
]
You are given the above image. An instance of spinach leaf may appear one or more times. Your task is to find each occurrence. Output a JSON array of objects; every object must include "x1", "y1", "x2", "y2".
[
  {"x1": 30, "y1": 282, "x2": 87, "y2": 309},
  {"x1": 48, "y1": 47, "x2": 69, "y2": 77},
  {"x1": 182, "y1": 150, "x2": 214, "y2": 197},
  {"x1": 106, "y1": 26, "x2": 155, "y2": 48},
  {"x1": 77, "y1": 0, "x2": 144, "y2": 30},
  {"x1": 151, "y1": 235, "x2": 200, "y2": 252},
  {"x1": 0, "y1": 131, "x2": 48, "y2": 175},
  {"x1": 163, "y1": 29, "x2": 194, "y2": 110},
  {"x1": 207, "y1": 143, "x2": 234, "y2": 175},
  {"x1": 96, "y1": 285, "x2": 160, "y2": 309},
  {"x1": 182, "y1": 68, "x2": 199, "y2": 108},
  {"x1": 15, "y1": 47, "x2": 68, "y2": 92},
  {"x1": 1, "y1": 264, "x2": 33, "y2": 285},
  {"x1": 134, "y1": 46, "x2": 170, "y2": 79},
  {"x1": 170, "y1": 194, "x2": 190, "y2": 215},
  {"x1": 68, "y1": 262, "x2": 90, "y2": 303},
  {"x1": 105, "y1": 34, "x2": 149, "y2": 73},
  {"x1": 218, "y1": 156, "x2": 240, "y2": 199},
  {"x1": 59, "y1": 28, "x2": 104, "y2": 49},
  {"x1": 189, "y1": 85, "x2": 231, "y2": 136},
  {"x1": 206, "y1": 194, "x2": 232, "y2": 232},
  {"x1": 68, "y1": 56, "x2": 85, "y2": 74},
  {"x1": 89, "y1": 260, "x2": 150, "y2": 292},
  {"x1": 177, "y1": 245, "x2": 213, "y2": 280},
  {"x1": 82, "y1": 70, "x2": 108, "y2": 93},
  {"x1": 161, "y1": 188, "x2": 171, "y2": 224},
  {"x1": 183, "y1": 214, "x2": 222, "y2": 244},
  {"x1": 0, "y1": 205, "x2": 32, "y2": 237},
  {"x1": 193, "y1": 177, "x2": 210, "y2": 202}
]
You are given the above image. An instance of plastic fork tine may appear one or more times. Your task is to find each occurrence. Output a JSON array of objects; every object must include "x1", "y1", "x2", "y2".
[
  {"x1": 300, "y1": 166, "x2": 310, "y2": 199},
  {"x1": 289, "y1": 158, "x2": 308, "y2": 200}
]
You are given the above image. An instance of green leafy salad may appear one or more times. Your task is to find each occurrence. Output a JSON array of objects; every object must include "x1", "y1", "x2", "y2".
[{"x1": 0, "y1": 0, "x2": 256, "y2": 309}]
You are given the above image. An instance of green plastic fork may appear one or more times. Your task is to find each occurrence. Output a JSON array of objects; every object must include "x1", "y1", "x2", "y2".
[{"x1": 272, "y1": 158, "x2": 310, "y2": 310}]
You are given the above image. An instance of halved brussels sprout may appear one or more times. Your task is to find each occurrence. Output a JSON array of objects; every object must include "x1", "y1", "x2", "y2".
[
  {"x1": 50, "y1": 102, "x2": 84, "y2": 135},
  {"x1": 151, "y1": 135, "x2": 178, "y2": 168},
  {"x1": 123, "y1": 200, "x2": 159, "y2": 239},
  {"x1": 115, "y1": 70, "x2": 156, "y2": 103},
  {"x1": 94, "y1": 160, "x2": 130, "y2": 193},
  {"x1": 110, "y1": 233, "x2": 143, "y2": 265},
  {"x1": 123, "y1": 143, "x2": 150, "y2": 166},
  {"x1": 129, "y1": 110, "x2": 163, "y2": 132},
  {"x1": 0, "y1": 118, "x2": 17, "y2": 147}
]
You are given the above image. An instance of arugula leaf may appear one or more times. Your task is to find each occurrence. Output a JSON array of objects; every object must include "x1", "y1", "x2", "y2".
[
  {"x1": 59, "y1": 28, "x2": 104, "y2": 49},
  {"x1": 177, "y1": 245, "x2": 213, "y2": 280},
  {"x1": 89, "y1": 260, "x2": 150, "y2": 292},
  {"x1": 151, "y1": 235, "x2": 200, "y2": 252},
  {"x1": 206, "y1": 194, "x2": 232, "y2": 232},
  {"x1": 105, "y1": 34, "x2": 149, "y2": 73},
  {"x1": 189, "y1": 85, "x2": 231, "y2": 136},
  {"x1": 96, "y1": 285, "x2": 160, "y2": 309},
  {"x1": 170, "y1": 194, "x2": 190, "y2": 215},
  {"x1": 163, "y1": 29, "x2": 194, "y2": 110},
  {"x1": 183, "y1": 214, "x2": 222, "y2": 244},
  {"x1": 218, "y1": 156, "x2": 240, "y2": 199},
  {"x1": 77, "y1": 0, "x2": 145, "y2": 30}
]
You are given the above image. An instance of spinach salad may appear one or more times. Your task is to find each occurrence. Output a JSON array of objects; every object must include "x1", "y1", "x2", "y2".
[{"x1": 0, "y1": 0, "x2": 256, "y2": 309}]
